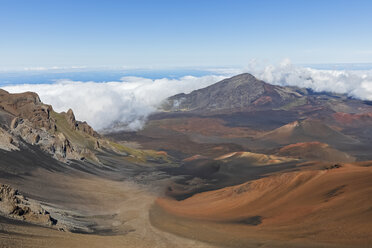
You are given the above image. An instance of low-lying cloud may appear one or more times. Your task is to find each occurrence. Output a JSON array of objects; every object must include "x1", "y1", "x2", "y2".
[
  {"x1": 2, "y1": 75, "x2": 226, "y2": 131},
  {"x1": 246, "y1": 59, "x2": 372, "y2": 100},
  {"x1": 2, "y1": 60, "x2": 372, "y2": 132}
]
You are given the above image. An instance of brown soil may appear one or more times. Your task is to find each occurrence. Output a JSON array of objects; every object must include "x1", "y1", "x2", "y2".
[
  {"x1": 157, "y1": 117, "x2": 259, "y2": 138},
  {"x1": 153, "y1": 163, "x2": 372, "y2": 248},
  {"x1": 0, "y1": 168, "x2": 215, "y2": 248},
  {"x1": 277, "y1": 142, "x2": 355, "y2": 162}
]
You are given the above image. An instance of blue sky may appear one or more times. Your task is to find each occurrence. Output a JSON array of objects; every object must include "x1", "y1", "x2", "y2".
[{"x1": 1, "y1": 0, "x2": 371, "y2": 69}]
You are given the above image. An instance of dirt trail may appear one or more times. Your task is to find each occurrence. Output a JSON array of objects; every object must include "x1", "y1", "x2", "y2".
[{"x1": 0, "y1": 167, "x2": 215, "y2": 248}]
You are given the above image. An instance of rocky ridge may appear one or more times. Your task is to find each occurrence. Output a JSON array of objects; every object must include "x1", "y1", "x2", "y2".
[
  {"x1": 0, "y1": 89, "x2": 102, "y2": 162},
  {"x1": 0, "y1": 89, "x2": 170, "y2": 164},
  {"x1": 162, "y1": 73, "x2": 305, "y2": 112},
  {"x1": 0, "y1": 184, "x2": 61, "y2": 228}
]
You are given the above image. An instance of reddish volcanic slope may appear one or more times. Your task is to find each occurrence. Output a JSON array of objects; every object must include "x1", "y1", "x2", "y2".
[
  {"x1": 332, "y1": 112, "x2": 372, "y2": 127},
  {"x1": 154, "y1": 163, "x2": 372, "y2": 247},
  {"x1": 277, "y1": 141, "x2": 355, "y2": 162},
  {"x1": 157, "y1": 117, "x2": 258, "y2": 137},
  {"x1": 258, "y1": 119, "x2": 357, "y2": 146}
]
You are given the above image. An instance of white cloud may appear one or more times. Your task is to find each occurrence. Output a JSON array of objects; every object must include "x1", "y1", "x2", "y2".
[
  {"x1": 2, "y1": 60, "x2": 372, "y2": 132},
  {"x1": 2, "y1": 75, "x2": 226, "y2": 131},
  {"x1": 243, "y1": 60, "x2": 372, "y2": 101}
]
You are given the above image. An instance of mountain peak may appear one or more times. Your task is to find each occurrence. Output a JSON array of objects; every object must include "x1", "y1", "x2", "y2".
[
  {"x1": 226, "y1": 72, "x2": 260, "y2": 82},
  {"x1": 208, "y1": 73, "x2": 266, "y2": 89},
  {"x1": 162, "y1": 73, "x2": 301, "y2": 113}
]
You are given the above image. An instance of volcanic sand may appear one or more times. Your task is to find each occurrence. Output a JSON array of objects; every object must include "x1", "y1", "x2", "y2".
[
  {"x1": 152, "y1": 163, "x2": 372, "y2": 248},
  {"x1": 0, "y1": 167, "x2": 215, "y2": 248}
]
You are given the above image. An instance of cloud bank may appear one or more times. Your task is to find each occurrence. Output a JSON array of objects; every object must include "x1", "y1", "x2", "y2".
[
  {"x1": 245, "y1": 59, "x2": 372, "y2": 100},
  {"x1": 2, "y1": 60, "x2": 372, "y2": 132},
  {"x1": 2, "y1": 75, "x2": 226, "y2": 131}
]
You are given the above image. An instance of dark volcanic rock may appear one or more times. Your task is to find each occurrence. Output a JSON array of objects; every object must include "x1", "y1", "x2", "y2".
[{"x1": 162, "y1": 73, "x2": 304, "y2": 113}]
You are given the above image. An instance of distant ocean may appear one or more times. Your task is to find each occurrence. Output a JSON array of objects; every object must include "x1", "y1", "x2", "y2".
[
  {"x1": 0, "y1": 69, "x2": 216, "y2": 86},
  {"x1": 1, "y1": 63, "x2": 372, "y2": 87}
]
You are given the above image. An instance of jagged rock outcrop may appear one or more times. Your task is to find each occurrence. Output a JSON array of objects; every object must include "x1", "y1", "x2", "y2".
[
  {"x1": 0, "y1": 89, "x2": 56, "y2": 130},
  {"x1": 0, "y1": 90, "x2": 102, "y2": 163},
  {"x1": 8, "y1": 117, "x2": 82, "y2": 161},
  {"x1": 64, "y1": 109, "x2": 99, "y2": 137},
  {"x1": 66, "y1": 109, "x2": 77, "y2": 129},
  {"x1": 76, "y1": 121, "x2": 98, "y2": 137},
  {"x1": 0, "y1": 184, "x2": 58, "y2": 227},
  {"x1": 0, "y1": 126, "x2": 19, "y2": 151}
]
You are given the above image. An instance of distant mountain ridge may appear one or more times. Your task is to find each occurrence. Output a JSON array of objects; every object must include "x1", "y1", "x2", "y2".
[
  {"x1": 126, "y1": 72, "x2": 372, "y2": 162},
  {"x1": 161, "y1": 73, "x2": 356, "y2": 114},
  {"x1": 162, "y1": 73, "x2": 303, "y2": 112}
]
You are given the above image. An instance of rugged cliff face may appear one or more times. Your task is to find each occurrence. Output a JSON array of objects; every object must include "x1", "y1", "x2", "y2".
[
  {"x1": 0, "y1": 89, "x2": 101, "y2": 162},
  {"x1": 64, "y1": 109, "x2": 99, "y2": 138},
  {"x1": 0, "y1": 89, "x2": 170, "y2": 165},
  {"x1": 0, "y1": 89, "x2": 56, "y2": 130}
]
